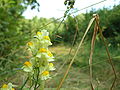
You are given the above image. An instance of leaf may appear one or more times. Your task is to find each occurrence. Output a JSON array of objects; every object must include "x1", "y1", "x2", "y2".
[{"x1": 31, "y1": 5, "x2": 36, "y2": 9}]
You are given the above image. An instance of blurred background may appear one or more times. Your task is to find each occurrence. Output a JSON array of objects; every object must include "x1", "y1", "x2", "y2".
[{"x1": 0, "y1": 0, "x2": 120, "y2": 89}]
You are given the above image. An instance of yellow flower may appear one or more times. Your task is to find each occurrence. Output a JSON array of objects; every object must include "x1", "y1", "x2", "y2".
[
  {"x1": 12, "y1": 88, "x2": 15, "y2": 90},
  {"x1": 39, "y1": 48, "x2": 47, "y2": 53},
  {"x1": 27, "y1": 42, "x2": 33, "y2": 46},
  {"x1": 1, "y1": 83, "x2": 16, "y2": 90},
  {"x1": 41, "y1": 71, "x2": 50, "y2": 80},
  {"x1": 2, "y1": 84, "x2": 8, "y2": 88},
  {"x1": 48, "y1": 63, "x2": 55, "y2": 71},
  {"x1": 37, "y1": 32, "x2": 42, "y2": 35},
  {"x1": 43, "y1": 36, "x2": 50, "y2": 40},
  {"x1": 24, "y1": 61, "x2": 32, "y2": 67},
  {"x1": 47, "y1": 51, "x2": 53, "y2": 57},
  {"x1": 42, "y1": 71, "x2": 49, "y2": 76},
  {"x1": 49, "y1": 63, "x2": 54, "y2": 67},
  {"x1": 23, "y1": 61, "x2": 33, "y2": 72}
]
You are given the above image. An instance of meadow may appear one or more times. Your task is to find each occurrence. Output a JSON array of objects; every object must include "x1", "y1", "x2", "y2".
[{"x1": 0, "y1": 0, "x2": 120, "y2": 90}]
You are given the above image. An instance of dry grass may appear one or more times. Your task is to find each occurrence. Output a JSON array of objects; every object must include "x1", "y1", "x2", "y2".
[{"x1": 49, "y1": 45, "x2": 72, "y2": 55}]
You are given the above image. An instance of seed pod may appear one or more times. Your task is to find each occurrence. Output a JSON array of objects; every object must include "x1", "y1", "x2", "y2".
[
  {"x1": 64, "y1": 1, "x2": 67, "y2": 5},
  {"x1": 71, "y1": 0, "x2": 75, "y2": 5},
  {"x1": 70, "y1": 5, "x2": 73, "y2": 8},
  {"x1": 68, "y1": 1, "x2": 71, "y2": 5}
]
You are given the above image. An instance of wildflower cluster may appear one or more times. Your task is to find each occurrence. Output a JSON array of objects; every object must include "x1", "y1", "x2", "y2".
[
  {"x1": 1, "y1": 83, "x2": 15, "y2": 90},
  {"x1": 0, "y1": 30, "x2": 55, "y2": 89},
  {"x1": 22, "y1": 30, "x2": 55, "y2": 84}
]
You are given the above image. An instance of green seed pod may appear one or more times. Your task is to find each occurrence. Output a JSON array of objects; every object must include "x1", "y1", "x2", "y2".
[
  {"x1": 64, "y1": 1, "x2": 67, "y2": 5},
  {"x1": 68, "y1": 1, "x2": 71, "y2": 5},
  {"x1": 70, "y1": 5, "x2": 74, "y2": 8}
]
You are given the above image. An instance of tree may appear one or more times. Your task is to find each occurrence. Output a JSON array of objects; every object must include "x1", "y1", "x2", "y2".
[{"x1": 0, "y1": 0, "x2": 40, "y2": 80}]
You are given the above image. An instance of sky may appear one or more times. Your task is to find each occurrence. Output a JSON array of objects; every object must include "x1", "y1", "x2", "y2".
[{"x1": 22, "y1": 0, "x2": 120, "y2": 19}]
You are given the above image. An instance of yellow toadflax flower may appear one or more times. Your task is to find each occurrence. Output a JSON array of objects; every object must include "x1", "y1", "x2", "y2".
[
  {"x1": 42, "y1": 71, "x2": 49, "y2": 76},
  {"x1": 39, "y1": 48, "x2": 47, "y2": 53},
  {"x1": 34, "y1": 31, "x2": 42, "y2": 39},
  {"x1": 37, "y1": 32, "x2": 42, "y2": 35},
  {"x1": 12, "y1": 88, "x2": 15, "y2": 90},
  {"x1": 24, "y1": 61, "x2": 32, "y2": 67},
  {"x1": 49, "y1": 63, "x2": 54, "y2": 67},
  {"x1": 43, "y1": 36, "x2": 50, "y2": 41},
  {"x1": 36, "y1": 48, "x2": 49, "y2": 58},
  {"x1": 48, "y1": 63, "x2": 55, "y2": 71},
  {"x1": 1, "y1": 83, "x2": 15, "y2": 90},
  {"x1": 45, "y1": 50, "x2": 54, "y2": 62},
  {"x1": 47, "y1": 51, "x2": 53, "y2": 57},
  {"x1": 22, "y1": 61, "x2": 33, "y2": 72},
  {"x1": 41, "y1": 71, "x2": 50, "y2": 80},
  {"x1": 27, "y1": 42, "x2": 33, "y2": 46},
  {"x1": 2, "y1": 84, "x2": 8, "y2": 88}
]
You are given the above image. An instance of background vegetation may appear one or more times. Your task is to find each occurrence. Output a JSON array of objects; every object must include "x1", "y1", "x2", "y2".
[{"x1": 0, "y1": 0, "x2": 120, "y2": 89}]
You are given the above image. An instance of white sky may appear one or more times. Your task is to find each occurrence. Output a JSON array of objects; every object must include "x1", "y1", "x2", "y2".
[{"x1": 22, "y1": 0, "x2": 120, "y2": 19}]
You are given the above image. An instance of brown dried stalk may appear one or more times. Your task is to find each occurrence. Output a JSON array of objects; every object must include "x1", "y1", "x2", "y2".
[
  {"x1": 88, "y1": 14, "x2": 99, "y2": 90},
  {"x1": 95, "y1": 15, "x2": 117, "y2": 90},
  {"x1": 56, "y1": 17, "x2": 95, "y2": 90}
]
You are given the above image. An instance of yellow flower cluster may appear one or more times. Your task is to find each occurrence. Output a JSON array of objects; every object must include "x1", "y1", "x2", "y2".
[
  {"x1": 39, "y1": 48, "x2": 47, "y2": 53},
  {"x1": 27, "y1": 42, "x2": 33, "y2": 46},
  {"x1": 43, "y1": 36, "x2": 50, "y2": 40},
  {"x1": 22, "y1": 30, "x2": 55, "y2": 80},
  {"x1": 37, "y1": 32, "x2": 42, "y2": 35},
  {"x1": 1, "y1": 83, "x2": 15, "y2": 90},
  {"x1": 24, "y1": 61, "x2": 32, "y2": 67}
]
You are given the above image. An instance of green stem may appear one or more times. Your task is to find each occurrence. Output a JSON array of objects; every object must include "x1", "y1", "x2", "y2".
[
  {"x1": 20, "y1": 77, "x2": 29, "y2": 90},
  {"x1": 30, "y1": 80, "x2": 34, "y2": 89},
  {"x1": 34, "y1": 67, "x2": 40, "y2": 90}
]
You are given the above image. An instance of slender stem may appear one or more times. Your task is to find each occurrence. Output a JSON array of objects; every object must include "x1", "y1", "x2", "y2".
[
  {"x1": 56, "y1": 17, "x2": 95, "y2": 90},
  {"x1": 34, "y1": 67, "x2": 40, "y2": 90},
  {"x1": 95, "y1": 15, "x2": 117, "y2": 90},
  {"x1": 20, "y1": 77, "x2": 29, "y2": 90},
  {"x1": 89, "y1": 17, "x2": 98, "y2": 90},
  {"x1": 36, "y1": 83, "x2": 40, "y2": 89},
  {"x1": 30, "y1": 79, "x2": 34, "y2": 89}
]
